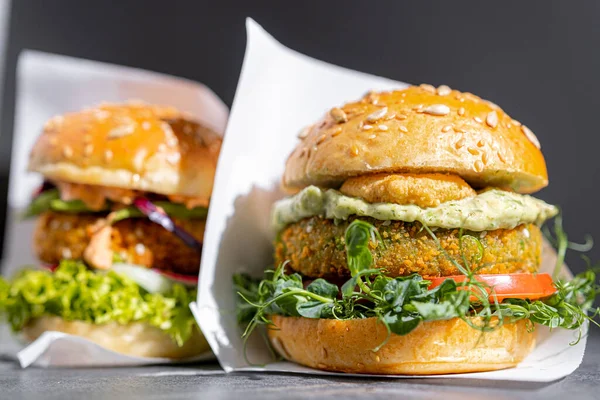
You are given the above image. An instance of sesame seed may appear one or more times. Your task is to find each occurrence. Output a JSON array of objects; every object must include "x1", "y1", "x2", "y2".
[
  {"x1": 298, "y1": 126, "x2": 311, "y2": 139},
  {"x1": 364, "y1": 91, "x2": 380, "y2": 104},
  {"x1": 362, "y1": 124, "x2": 373, "y2": 130},
  {"x1": 368, "y1": 134, "x2": 377, "y2": 139},
  {"x1": 419, "y1": 83, "x2": 436, "y2": 93},
  {"x1": 395, "y1": 113, "x2": 407, "y2": 120},
  {"x1": 459, "y1": 98, "x2": 465, "y2": 103},
  {"x1": 474, "y1": 116, "x2": 483, "y2": 123},
  {"x1": 107, "y1": 124, "x2": 135, "y2": 139},
  {"x1": 350, "y1": 144, "x2": 359, "y2": 156},
  {"x1": 331, "y1": 126, "x2": 343, "y2": 137},
  {"x1": 399, "y1": 126, "x2": 408, "y2": 133},
  {"x1": 104, "y1": 150, "x2": 113, "y2": 162},
  {"x1": 84, "y1": 144, "x2": 94, "y2": 156},
  {"x1": 166, "y1": 152, "x2": 181, "y2": 165},
  {"x1": 437, "y1": 85, "x2": 452, "y2": 96},
  {"x1": 63, "y1": 146, "x2": 73, "y2": 159},
  {"x1": 330, "y1": 107, "x2": 348, "y2": 123},
  {"x1": 316, "y1": 134, "x2": 327, "y2": 144},
  {"x1": 422, "y1": 104, "x2": 450, "y2": 116},
  {"x1": 482, "y1": 152, "x2": 490, "y2": 164},
  {"x1": 468, "y1": 147, "x2": 479, "y2": 155},
  {"x1": 158, "y1": 143, "x2": 167, "y2": 152},
  {"x1": 135, "y1": 243, "x2": 146, "y2": 256},
  {"x1": 366, "y1": 107, "x2": 388, "y2": 122},
  {"x1": 474, "y1": 160, "x2": 484, "y2": 172},
  {"x1": 454, "y1": 138, "x2": 466, "y2": 149},
  {"x1": 442, "y1": 125, "x2": 452, "y2": 132},
  {"x1": 511, "y1": 119, "x2": 522, "y2": 127},
  {"x1": 477, "y1": 139, "x2": 485, "y2": 147},
  {"x1": 506, "y1": 123, "x2": 512, "y2": 129},
  {"x1": 401, "y1": 92, "x2": 407, "y2": 97},
  {"x1": 458, "y1": 107, "x2": 465, "y2": 116},
  {"x1": 385, "y1": 113, "x2": 396, "y2": 120},
  {"x1": 167, "y1": 137, "x2": 178, "y2": 147},
  {"x1": 132, "y1": 174, "x2": 140, "y2": 183},
  {"x1": 142, "y1": 121, "x2": 151, "y2": 130},
  {"x1": 521, "y1": 125, "x2": 541, "y2": 148},
  {"x1": 497, "y1": 151, "x2": 507, "y2": 163},
  {"x1": 378, "y1": 124, "x2": 388, "y2": 131},
  {"x1": 486, "y1": 111, "x2": 498, "y2": 128}
]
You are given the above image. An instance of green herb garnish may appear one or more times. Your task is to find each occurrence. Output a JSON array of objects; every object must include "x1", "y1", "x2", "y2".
[
  {"x1": 0, "y1": 260, "x2": 198, "y2": 345},
  {"x1": 23, "y1": 188, "x2": 208, "y2": 220},
  {"x1": 235, "y1": 219, "x2": 600, "y2": 354}
]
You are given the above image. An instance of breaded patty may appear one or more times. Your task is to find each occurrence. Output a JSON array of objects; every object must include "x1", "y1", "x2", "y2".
[
  {"x1": 34, "y1": 211, "x2": 205, "y2": 275},
  {"x1": 340, "y1": 173, "x2": 476, "y2": 208},
  {"x1": 274, "y1": 217, "x2": 542, "y2": 279}
]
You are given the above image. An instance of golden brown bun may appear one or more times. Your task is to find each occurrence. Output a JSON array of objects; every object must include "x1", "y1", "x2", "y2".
[
  {"x1": 284, "y1": 85, "x2": 547, "y2": 194},
  {"x1": 28, "y1": 102, "x2": 222, "y2": 202},
  {"x1": 23, "y1": 316, "x2": 210, "y2": 359},
  {"x1": 268, "y1": 315, "x2": 535, "y2": 375}
]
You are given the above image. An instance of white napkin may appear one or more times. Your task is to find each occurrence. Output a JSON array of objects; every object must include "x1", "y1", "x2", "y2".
[
  {"x1": 192, "y1": 18, "x2": 587, "y2": 382},
  {"x1": 1, "y1": 50, "x2": 228, "y2": 368}
]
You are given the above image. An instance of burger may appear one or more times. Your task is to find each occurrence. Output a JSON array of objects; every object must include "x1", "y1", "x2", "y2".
[
  {"x1": 0, "y1": 102, "x2": 221, "y2": 359},
  {"x1": 235, "y1": 85, "x2": 598, "y2": 374}
]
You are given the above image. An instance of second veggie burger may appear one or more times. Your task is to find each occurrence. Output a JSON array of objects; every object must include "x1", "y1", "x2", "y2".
[
  {"x1": 1, "y1": 102, "x2": 221, "y2": 359},
  {"x1": 237, "y1": 85, "x2": 598, "y2": 374}
]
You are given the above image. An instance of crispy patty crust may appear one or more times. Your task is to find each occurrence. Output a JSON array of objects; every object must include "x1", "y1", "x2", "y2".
[
  {"x1": 34, "y1": 211, "x2": 205, "y2": 275},
  {"x1": 274, "y1": 217, "x2": 542, "y2": 279}
]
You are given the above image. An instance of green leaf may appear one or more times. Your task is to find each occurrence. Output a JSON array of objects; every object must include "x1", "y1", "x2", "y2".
[
  {"x1": 22, "y1": 189, "x2": 60, "y2": 218},
  {"x1": 344, "y1": 220, "x2": 376, "y2": 274},
  {"x1": 0, "y1": 260, "x2": 197, "y2": 346},
  {"x1": 383, "y1": 312, "x2": 422, "y2": 335},
  {"x1": 297, "y1": 301, "x2": 335, "y2": 318},
  {"x1": 411, "y1": 301, "x2": 459, "y2": 321},
  {"x1": 307, "y1": 279, "x2": 338, "y2": 299}
]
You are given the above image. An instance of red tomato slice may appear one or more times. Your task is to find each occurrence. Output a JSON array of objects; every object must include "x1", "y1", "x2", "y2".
[{"x1": 427, "y1": 273, "x2": 556, "y2": 302}]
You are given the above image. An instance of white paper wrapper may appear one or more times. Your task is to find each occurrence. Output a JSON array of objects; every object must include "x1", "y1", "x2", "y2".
[
  {"x1": 1, "y1": 50, "x2": 228, "y2": 368},
  {"x1": 193, "y1": 19, "x2": 588, "y2": 383}
]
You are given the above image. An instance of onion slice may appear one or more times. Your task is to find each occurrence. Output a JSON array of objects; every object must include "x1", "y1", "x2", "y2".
[
  {"x1": 153, "y1": 268, "x2": 199, "y2": 286},
  {"x1": 133, "y1": 197, "x2": 203, "y2": 252}
]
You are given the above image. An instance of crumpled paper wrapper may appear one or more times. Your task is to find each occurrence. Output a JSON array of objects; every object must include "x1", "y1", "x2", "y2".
[
  {"x1": 1, "y1": 50, "x2": 228, "y2": 368},
  {"x1": 191, "y1": 18, "x2": 588, "y2": 382}
]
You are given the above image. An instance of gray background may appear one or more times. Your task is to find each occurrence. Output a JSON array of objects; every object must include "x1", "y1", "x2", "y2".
[{"x1": 1, "y1": 1, "x2": 599, "y2": 273}]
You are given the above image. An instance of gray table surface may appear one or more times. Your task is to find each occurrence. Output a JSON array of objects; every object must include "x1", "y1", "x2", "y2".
[{"x1": 1, "y1": 326, "x2": 599, "y2": 400}]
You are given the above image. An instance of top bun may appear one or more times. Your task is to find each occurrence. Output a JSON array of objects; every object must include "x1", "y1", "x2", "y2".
[
  {"x1": 283, "y1": 85, "x2": 548, "y2": 194},
  {"x1": 28, "y1": 102, "x2": 222, "y2": 201}
]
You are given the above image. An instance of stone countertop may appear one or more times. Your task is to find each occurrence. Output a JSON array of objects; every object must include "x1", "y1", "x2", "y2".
[{"x1": 1, "y1": 325, "x2": 599, "y2": 400}]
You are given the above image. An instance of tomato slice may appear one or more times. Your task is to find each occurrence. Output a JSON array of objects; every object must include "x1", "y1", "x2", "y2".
[{"x1": 427, "y1": 273, "x2": 557, "y2": 302}]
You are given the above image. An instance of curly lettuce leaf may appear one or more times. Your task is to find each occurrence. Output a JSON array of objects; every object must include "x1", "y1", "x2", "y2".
[{"x1": 0, "y1": 260, "x2": 197, "y2": 346}]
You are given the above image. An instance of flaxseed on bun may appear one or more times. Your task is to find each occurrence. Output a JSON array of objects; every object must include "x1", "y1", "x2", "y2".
[{"x1": 284, "y1": 85, "x2": 546, "y2": 194}]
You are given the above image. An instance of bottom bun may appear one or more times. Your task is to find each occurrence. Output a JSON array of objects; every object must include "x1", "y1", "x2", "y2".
[
  {"x1": 23, "y1": 316, "x2": 210, "y2": 359},
  {"x1": 268, "y1": 315, "x2": 536, "y2": 375}
]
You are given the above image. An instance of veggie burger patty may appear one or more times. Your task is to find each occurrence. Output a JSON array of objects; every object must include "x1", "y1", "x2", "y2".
[
  {"x1": 275, "y1": 216, "x2": 542, "y2": 279},
  {"x1": 34, "y1": 211, "x2": 206, "y2": 275}
]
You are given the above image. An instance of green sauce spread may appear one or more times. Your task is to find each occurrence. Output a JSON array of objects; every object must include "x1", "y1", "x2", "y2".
[{"x1": 271, "y1": 185, "x2": 558, "y2": 232}]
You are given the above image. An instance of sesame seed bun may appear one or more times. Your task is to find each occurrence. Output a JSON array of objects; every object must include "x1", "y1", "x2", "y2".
[
  {"x1": 28, "y1": 102, "x2": 222, "y2": 202},
  {"x1": 283, "y1": 85, "x2": 547, "y2": 194},
  {"x1": 23, "y1": 316, "x2": 210, "y2": 359},
  {"x1": 268, "y1": 315, "x2": 536, "y2": 375}
]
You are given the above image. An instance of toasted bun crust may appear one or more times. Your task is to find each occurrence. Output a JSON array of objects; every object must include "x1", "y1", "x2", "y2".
[
  {"x1": 284, "y1": 85, "x2": 547, "y2": 194},
  {"x1": 268, "y1": 315, "x2": 535, "y2": 375},
  {"x1": 23, "y1": 316, "x2": 210, "y2": 359},
  {"x1": 28, "y1": 102, "x2": 222, "y2": 201}
]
